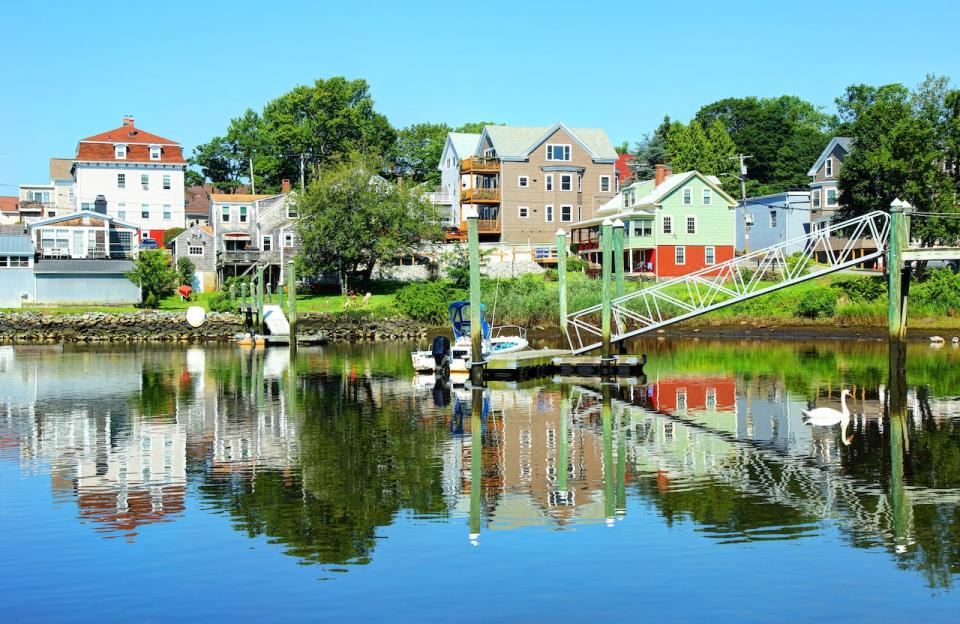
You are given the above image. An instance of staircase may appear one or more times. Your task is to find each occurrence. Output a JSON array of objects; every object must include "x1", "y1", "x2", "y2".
[{"x1": 566, "y1": 211, "x2": 890, "y2": 354}]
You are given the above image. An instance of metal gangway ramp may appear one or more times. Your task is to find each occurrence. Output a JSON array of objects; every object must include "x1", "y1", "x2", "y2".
[{"x1": 567, "y1": 210, "x2": 890, "y2": 354}]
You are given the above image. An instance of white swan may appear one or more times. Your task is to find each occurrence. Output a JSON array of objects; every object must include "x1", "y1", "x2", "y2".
[{"x1": 802, "y1": 388, "x2": 853, "y2": 445}]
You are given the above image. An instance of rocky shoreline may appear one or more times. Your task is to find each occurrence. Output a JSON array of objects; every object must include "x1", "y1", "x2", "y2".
[{"x1": 0, "y1": 311, "x2": 430, "y2": 343}]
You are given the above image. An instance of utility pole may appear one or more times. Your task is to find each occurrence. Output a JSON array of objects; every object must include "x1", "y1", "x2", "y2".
[
  {"x1": 249, "y1": 156, "x2": 256, "y2": 195},
  {"x1": 300, "y1": 153, "x2": 306, "y2": 192},
  {"x1": 731, "y1": 154, "x2": 752, "y2": 252}
]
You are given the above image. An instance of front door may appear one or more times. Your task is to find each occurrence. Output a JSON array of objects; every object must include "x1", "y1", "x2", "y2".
[{"x1": 72, "y1": 230, "x2": 86, "y2": 258}]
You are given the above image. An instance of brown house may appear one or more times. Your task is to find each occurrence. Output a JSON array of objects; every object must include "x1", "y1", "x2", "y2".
[{"x1": 459, "y1": 123, "x2": 618, "y2": 244}]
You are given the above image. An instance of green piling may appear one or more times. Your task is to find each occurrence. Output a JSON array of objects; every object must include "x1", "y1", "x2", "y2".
[
  {"x1": 287, "y1": 260, "x2": 297, "y2": 348},
  {"x1": 556, "y1": 229, "x2": 569, "y2": 348},
  {"x1": 229, "y1": 284, "x2": 236, "y2": 308},
  {"x1": 616, "y1": 407, "x2": 626, "y2": 516},
  {"x1": 558, "y1": 384, "x2": 569, "y2": 494},
  {"x1": 467, "y1": 212, "x2": 484, "y2": 385},
  {"x1": 613, "y1": 219, "x2": 625, "y2": 299},
  {"x1": 887, "y1": 199, "x2": 910, "y2": 341},
  {"x1": 888, "y1": 338, "x2": 910, "y2": 550},
  {"x1": 601, "y1": 219, "x2": 614, "y2": 363},
  {"x1": 602, "y1": 384, "x2": 614, "y2": 523}
]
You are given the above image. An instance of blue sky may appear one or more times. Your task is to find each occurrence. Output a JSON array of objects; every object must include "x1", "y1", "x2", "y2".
[{"x1": 2, "y1": 0, "x2": 958, "y2": 188}]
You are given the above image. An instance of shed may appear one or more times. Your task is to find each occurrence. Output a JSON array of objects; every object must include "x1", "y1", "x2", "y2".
[
  {"x1": 0, "y1": 235, "x2": 35, "y2": 308},
  {"x1": 32, "y1": 259, "x2": 140, "y2": 304}
]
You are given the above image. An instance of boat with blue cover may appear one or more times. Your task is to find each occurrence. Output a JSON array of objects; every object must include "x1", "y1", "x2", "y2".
[{"x1": 411, "y1": 301, "x2": 528, "y2": 373}]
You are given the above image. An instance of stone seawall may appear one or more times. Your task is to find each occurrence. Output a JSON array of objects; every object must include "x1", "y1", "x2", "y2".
[{"x1": 0, "y1": 311, "x2": 430, "y2": 343}]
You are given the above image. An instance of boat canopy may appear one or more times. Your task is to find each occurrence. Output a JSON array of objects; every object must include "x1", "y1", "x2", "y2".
[{"x1": 449, "y1": 301, "x2": 490, "y2": 342}]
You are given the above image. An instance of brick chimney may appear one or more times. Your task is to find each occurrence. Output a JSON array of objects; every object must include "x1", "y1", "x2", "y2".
[
  {"x1": 281, "y1": 178, "x2": 291, "y2": 194},
  {"x1": 122, "y1": 116, "x2": 135, "y2": 127},
  {"x1": 654, "y1": 164, "x2": 673, "y2": 187}
]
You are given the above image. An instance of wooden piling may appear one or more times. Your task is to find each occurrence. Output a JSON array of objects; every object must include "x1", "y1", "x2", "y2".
[
  {"x1": 469, "y1": 387, "x2": 483, "y2": 542},
  {"x1": 558, "y1": 384, "x2": 569, "y2": 493},
  {"x1": 556, "y1": 229, "x2": 569, "y2": 348},
  {"x1": 467, "y1": 212, "x2": 484, "y2": 385},
  {"x1": 600, "y1": 219, "x2": 614, "y2": 363},
  {"x1": 887, "y1": 199, "x2": 911, "y2": 341},
  {"x1": 602, "y1": 384, "x2": 614, "y2": 522},
  {"x1": 229, "y1": 284, "x2": 236, "y2": 308},
  {"x1": 613, "y1": 219, "x2": 625, "y2": 299},
  {"x1": 287, "y1": 260, "x2": 297, "y2": 349}
]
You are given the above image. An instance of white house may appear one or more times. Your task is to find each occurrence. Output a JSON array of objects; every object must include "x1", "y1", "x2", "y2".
[
  {"x1": 73, "y1": 116, "x2": 186, "y2": 245},
  {"x1": 435, "y1": 132, "x2": 481, "y2": 229}
]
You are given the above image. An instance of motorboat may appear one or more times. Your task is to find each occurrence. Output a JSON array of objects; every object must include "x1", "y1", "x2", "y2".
[{"x1": 411, "y1": 301, "x2": 528, "y2": 373}]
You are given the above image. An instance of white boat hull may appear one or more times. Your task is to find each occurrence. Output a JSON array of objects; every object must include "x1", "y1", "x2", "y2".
[{"x1": 411, "y1": 335, "x2": 528, "y2": 373}]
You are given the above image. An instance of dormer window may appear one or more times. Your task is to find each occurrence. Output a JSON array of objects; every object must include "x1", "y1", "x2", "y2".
[
  {"x1": 150, "y1": 145, "x2": 161, "y2": 160},
  {"x1": 115, "y1": 144, "x2": 127, "y2": 159}
]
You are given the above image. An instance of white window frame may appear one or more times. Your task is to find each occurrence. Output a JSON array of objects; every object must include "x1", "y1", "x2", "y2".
[
  {"x1": 117, "y1": 203, "x2": 126, "y2": 221},
  {"x1": 262, "y1": 235, "x2": 272, "y2": 251},
  {"x1": 600, "y1": 175, "x2": 611, "y2": 193},
  {"x1": 545, "y1": 204, "x2": 554, "y2": 223},
  {"x1": 560, "y1": 205, "x2": 572, "y2": 222},
  {"x1": 812, "y1": 188, "x2": 821, "y2": 208},
  {"x1": 560, "y1": 174, "x2": 572, "y2": 191},
  {"x1": 239, "y1": 206, "x2": 248, "y2": 223},
  {"x1": 675, "y1": 245, "x2": 686, "y2": 265},
  {"x1": 221, "y1": 206, "x2": 230, "y2": 222},
  {"x1": 162, "y1": 205, "x2": 171, "y2": 220},
  {"x1": 117, "y1": 173, "x2": 125, "y2": 189},
  {"x1": 141, "y1": 174, "x2": 149, "y2": 190},
  {"x1": 577, "y1": 174, "x2": 583, "y2": 192},
  {"x1": 825, "y1": 157, "x2": 833, "y2": 178},
  {"x1": 662, "y1": 215, "x2": 673, "y2": 234},
  {"x1": 163, "y1": 174, "x2": 171, "y2": 190},
  {"x1": 115, "y1": 144, "x2": 127, "y2": 159},
  {"x1": 545, "y1": 144, "x2": 571, "y2": 161},
  {"x1": 705, "y1": 245, "x2": 716, "y2": 265},
  {"x1": 283, "y1": 232, "x2": 294, "y2": 248},
  {"x1": 545, "y1": 174, "x2": 553, "y2": 192},
  {"x1": 189, "y1": 246, "x2": 204, "y2": 256},
  {"x1": 686, "y1": 215, "x2": 697, "y2": 235},
  {"x1": 141, "y1": 204, "x2": 150, "y2": 219},
  {"x1": 518, "y1": 206, "x2": 529, "y2": 218},
  {"x1": 702, "y1": 188, "x2": 711, "y2": 205},
  {"x1": 518, "y1": 175, "x2": 529, "y2": 188},
  {"x1": 150, "y1": 145, "x2": 161, "y2": 161},
  {"x1": 682, "y1": 188, "x2": 692, "y2": 205}
]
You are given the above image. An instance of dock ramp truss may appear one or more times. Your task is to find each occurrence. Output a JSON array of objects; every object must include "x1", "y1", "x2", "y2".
[{"x1": 567, "y1": 211, "x2": 890, "y2": 354}]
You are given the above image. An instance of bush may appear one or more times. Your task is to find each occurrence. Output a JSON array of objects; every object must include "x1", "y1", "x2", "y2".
[
  {"x1": 795, "y1": 288, "x2": 838, "y2": 319},
  {"x1": 177, "y1": 257, "x2": 196, "y2": 287},
  {"x1": 565, "y1": 255, "x2": 587, "y2": 272},
  {"x1": 208, "y1": 291, "x2": 233, "y2": 312},
  {"x1": 911, "y1": 268, "x2": 960, "y2": 314},
  {"x1": 162, "y1": 227, "x2": 185, "y2": 248},
  {"x1": 126, "y1": 250, "x2": 177, "y2": 308},
  {"x1": 832, "y1": 275, "x2": 885, "y2": 302},
  {"x1": 395, "y1": 281, "x2": 466, "y2": 324}
]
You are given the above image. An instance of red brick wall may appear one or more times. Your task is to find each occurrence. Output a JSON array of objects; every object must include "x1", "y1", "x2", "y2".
[{"x1": 656, "y1": 245, "x2": 734, "y2": 278}]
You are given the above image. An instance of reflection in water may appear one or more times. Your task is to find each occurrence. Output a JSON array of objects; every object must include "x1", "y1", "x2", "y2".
[{"x1": 2, "y1": 340, "x2": 960, "y2": 591}]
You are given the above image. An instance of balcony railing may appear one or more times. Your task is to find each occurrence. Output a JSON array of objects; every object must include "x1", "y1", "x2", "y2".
[
  {"x1": 425, "y1": 191, "x2": 454, "y2": 205},
  {"x1": 460, "y1": 188, "x2": 500, "y2": 203},
  {"x1": 19, "y1": 200, "x2": 54, "y2": 213},
  {"x1": 460, "y1": 157, "x2": 500, "y2": 174},
  {"x1": 477, "y1": 219, "x2": 500, "y2": 233},
  {"x1": 38, "y1": 244, "x2": 135, "y2": 260},
  {"x1": 220, "y1": 250, "x2": 263, "y2": 264}
]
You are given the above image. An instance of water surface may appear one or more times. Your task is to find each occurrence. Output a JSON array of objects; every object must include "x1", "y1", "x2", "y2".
[{"x1": 2, "y1": 339, "x2": 960, "y2": 622}]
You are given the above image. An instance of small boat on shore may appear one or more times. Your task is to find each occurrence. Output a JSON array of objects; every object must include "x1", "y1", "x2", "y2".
[{"x1": 412, "y1": 301, "x2": 528, "y2": 373}]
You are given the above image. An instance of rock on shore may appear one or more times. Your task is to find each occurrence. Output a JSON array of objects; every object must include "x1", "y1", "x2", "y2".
[{"x1": 0, "y1": 311, "x2": 430, "y2": 343}]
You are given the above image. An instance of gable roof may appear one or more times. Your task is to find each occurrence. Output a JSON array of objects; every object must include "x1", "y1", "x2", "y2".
[
  {"x1": 76, "y1": 122, "x2": 185, "y2": 165},
  {"x1": 478, "y1": 123, "x2": 618, "y2": 161},
  {"x1": 210, "y1": 193, "x2": 274, "y2": 203},
  {"x1": 172, "y1": 224, "x2": 214, "y2": 242},
  {"x1": 807, "y1": 136, "x2": 852, "y2": 177},
  {"x1": 627, "y1": 171, "x2": 738, "y2": 209},
  {"x1": 444, "y1": 132, "x2": 481, "y2": 164},
  {"x1": 49, "y1": 158, "x2": 74, "y2": 181}
]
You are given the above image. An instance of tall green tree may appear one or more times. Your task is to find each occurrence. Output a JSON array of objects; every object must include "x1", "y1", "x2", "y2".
[
  {"x1": 191, "y1": 77, "x2": 396, "y2": 193},
  {"x1": 630, "y1": 116, "x2": 671, "y2": 180},
  {"x1": 393, "y1": 122, "x2": 451, "y2": 186},
  {"x1": 665, "y1": 118, "x2": 739, "y2": 191},
  {"x1": 835, "y1": 80, "x2": 960, "y2": 248},
  {"x1": 295, "y1": 153, "x2": 441, "y2": 293},
  {"x1": 126, "y1": 250, "x2": 177, "y2": 308}
]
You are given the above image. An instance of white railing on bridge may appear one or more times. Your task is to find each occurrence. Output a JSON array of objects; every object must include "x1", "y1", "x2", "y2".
[{"x1": 567, "y1": 210, "x2": 890, "y2": 354}]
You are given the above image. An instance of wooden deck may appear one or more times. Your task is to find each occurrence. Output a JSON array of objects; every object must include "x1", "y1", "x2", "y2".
[{"x1": 485, "y1": 349, "x2": 646, "y2": 381}]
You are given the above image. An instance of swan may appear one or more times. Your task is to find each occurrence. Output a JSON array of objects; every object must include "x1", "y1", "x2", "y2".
[{"x1": 802, "y1": 388, "x2": 854, "y2": 445}]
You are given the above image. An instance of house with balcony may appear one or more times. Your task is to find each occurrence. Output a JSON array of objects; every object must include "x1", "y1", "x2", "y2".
[
  {"x1": 435, "y1": 132, "x2": 481, "y2": 240},
  {"x1": 26, "y1": 208, "x2": 140, "y2": 260},
  {"x1": 571, "y1": 165, "x2": 737, "y2": 278},
  {"x1": 456, "y1": 123, "x2": 619, "y2": 245},
  {"x1": 808, "y1": 136, "x2": 851, "y2": 232},
  {"x1": 212, "y1": 182, "x2": 298, "y2": 287},
  {"x1": 18, "y1": 183, "x2": 56, "y2": 222}
]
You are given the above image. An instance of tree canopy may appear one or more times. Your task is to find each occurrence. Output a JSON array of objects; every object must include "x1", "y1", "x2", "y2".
[
  {"x1": 664, "y1": 118, "x2": 739, "y2": 193},
  {"x1": 294, "y1": 153, "x2": 442, "y2": 293}
]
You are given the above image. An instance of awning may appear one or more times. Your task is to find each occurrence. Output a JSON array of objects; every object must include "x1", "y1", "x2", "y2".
[{"x1": 223, "y1": 232, "x2": 251, "y2": 239}]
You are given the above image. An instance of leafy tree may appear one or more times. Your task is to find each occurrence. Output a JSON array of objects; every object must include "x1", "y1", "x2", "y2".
[
  {"x1": 192, "y1": 77, "x2": 396, "y2": 192},
  {"x1": 184, "y1": 169, "x2": 205, "y2": 188},
  {"x1": 295, "y1": 153, "x2": 441, "y2": 294},
  {"x1": 162, "y1": 227, "x2": 184, "y2": 248},
  {"x1": 455, "y1": 121, "x2": 499, "y2": 134},
  {"x1": 126, "y1": 250, "x2": 177, "y2": 307},
  {"x1": 630, "y1": 116, "x2": 671, "y2": 179},
  {"x1": 177, "y1": 257, "x2": 196, "y2": 287},
  {"x1": 835, "y1": 81, "x2": 960, "y2": 249},
  {"x1": 695, "y1": 96, "x2": 833, "y2": 194},
  {"x1": 615, "y1": 140, "x2": 630, "y2": 154},
  {"x1": 393, "y1": 122, "x2": 451, "y2": 185},
  {"x1": 665, "y1": 119, "x2": 739, "y2": 192}
]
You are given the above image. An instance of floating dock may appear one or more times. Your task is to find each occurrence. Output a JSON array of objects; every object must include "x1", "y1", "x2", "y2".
[{"x1": 484, "y1": 349, "x2": 646, "y2": 381}]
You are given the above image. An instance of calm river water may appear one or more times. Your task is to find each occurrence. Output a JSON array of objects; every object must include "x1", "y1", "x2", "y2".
[{"x1": 2, "y1": 338, "x2": 960, "y2": 622}]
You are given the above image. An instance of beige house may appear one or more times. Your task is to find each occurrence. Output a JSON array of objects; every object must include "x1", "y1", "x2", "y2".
[{"x1": 458, "y1": 123, "x2": 618, "y2": 245}]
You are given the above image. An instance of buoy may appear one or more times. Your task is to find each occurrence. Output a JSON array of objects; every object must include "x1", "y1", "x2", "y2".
[
  {"x1": 930, "y1": 336, "x2": 945, "y2": 344},
  {"x1": 186, "y1": 306, "x2": 206, "y2": 328}
]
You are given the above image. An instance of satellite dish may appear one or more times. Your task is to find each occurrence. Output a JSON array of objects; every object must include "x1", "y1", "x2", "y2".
[{"x1": 186, "y1": 306, "x2": 206, "y2": 328}]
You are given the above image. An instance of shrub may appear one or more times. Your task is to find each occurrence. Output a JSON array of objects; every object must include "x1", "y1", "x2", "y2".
[
  {"x1": 126, "y1": 250, "x2": 177, "y2": 308},
  {"x1": 831, "y1": 275, "x2": 885, "y2": 302},
  {"x1": 565, "y1": 255, "x2": 587, "y2": 272},
  {"x1": 395, "y1": 281, "x2": 466, "y2": 324},
  {"x1": 177, "y1": 257, "x2": 196, "y2": 287},
  {"x1": 162, "y1": 227, "x2": 185, "y2": 248},
  {"x1": 911, "y1": 268, "x2": 960, "y2": 314},
  {"x1": 208, "y1": 291, "x2": 233, "y2": 312},
  {"x1": 795, "y1": 288, "x2": 838, "y2": 319}
]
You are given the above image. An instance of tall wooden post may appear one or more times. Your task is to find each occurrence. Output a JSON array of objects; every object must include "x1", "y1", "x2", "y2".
[
  {"x1": 887, "y1": 199, "x2": 910, "y2": 341},
  {"x1": 888, "y1": 336, "x2": 910, "y2": 551},
  {"x1": 602, "y1": 383, "x2": 614, "y2": 524},
  {"x1": 240, "y1": 282, "x2": 249, "y2": 333},
  {"x1": 616, "y1": 407, "x2": 627, "y2": 516},
  {"x1": 601, "y1": 218, "x2": 614, "y2": 363},
  {"x1": 256, "y1": 266, "x2": 265, "y2": 336},
  {"x1": 467, "y1": 208, "x2": 484, "y2": 385},
  {"x1": 469, "y1": 387, "x2": 484, "y2": 545},
  {"x1": 558, "y1": 384, "x2": 570, "y2": 494},
  {"x1": 287, "y1": 260, "x2": 297, "y2": 349},
  {"x1": 613, "y1": 219, "x2": 625, "y2": 299},
  {"x1": 556, "y1": 229, "x2": 569, "y2": 348}
]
